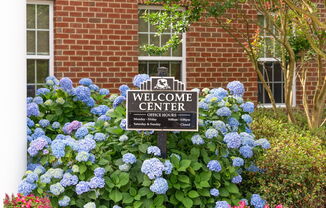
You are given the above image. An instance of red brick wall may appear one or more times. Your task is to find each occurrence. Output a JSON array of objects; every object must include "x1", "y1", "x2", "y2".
[{"x1": 53, "y1": 0, "x2": 324, "y2": 106}]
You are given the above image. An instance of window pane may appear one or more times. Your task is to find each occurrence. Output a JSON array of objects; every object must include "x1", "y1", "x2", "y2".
[
  {"x1": 273, "y1": 62, "x2": 282, "y2": 81},
  {"x1": 263, "y1": 62, "x2": 273, "y2": 82},
  {"x1": 139, "y1": 61, "x2": 147, "y2": 74},
  {"x1": 37, "y1": 31, "x2": 49, "y2": 55},
  {"x1": 27, "y1": 85, "x2": 36, "y2": 97},
  {"x1": 150, "y1": 34, "x2": 159, "y2": 47},
  {"x1": 27, "y1": 60, "x2": 35, "y2": 84},
  {"x1": 264, "y1": 38, "x2": 274, "y2": 57},
  {"x1": 37, "y1": 5, "x2": 49, "y2": 29},
  {"x1": 274, "y1": 83, "x2": 283, "y2": 103},
  {"x1": 264, "y1": 88, "x2": 271, "y2": 103},
  {"x1": 149, "y1": 62, "x2": 159, "y2": 76},
  {"x1": 149, "y1": 10, "x2": 158, "y2": 32},
  {"x1": 172, "y1": 41, "x2": 182, "y2": 56},
  {"x1": 257, "y1": 83, "x2": 264, "y2": 103},
  {"x1": 161, "y1": 34, "x2": 171, "y2": 56},
  {"x1": 27, "y1": 31, "x2": 36, "y2": 54},
  {"x1": 27, "y1": 4, "x2": 35, "y2": 29},
  {"x1": 171, "y1": 62, "x2": 181, "y2": 80},
  {"x1": 139, "y1": 34, "x2": 148, "y2": 56},
  {"x1": 138, "y1": 10, "x2": 148, "y2": 32},
  {"x1": 37, "y1": 60, "x2": 49, "y2": 83}
]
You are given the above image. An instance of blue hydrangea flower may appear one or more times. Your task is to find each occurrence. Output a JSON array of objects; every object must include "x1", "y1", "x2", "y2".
[
  {"x1": 113, "y1": 206, "x2": 122, "y2": 208},
  {"x1": 119, "y1": 135, "x2": 128, "y2": 142},
  {"x1": 33, "y1": 165, "x2": 45, "y2": 175},
  {"x1": 223, "y1": 132, "x2": 241, "y2": 149},
  {"x1": 254, "y1": 138, "x2": 270, "y2": 149},
  {"x1": 33, "y1": 96, "x2": 43, "y2": 104},
  {"x1": 28, "y1": 137, "x2": 48, "y2": 156},
  {"x1": 27, "y1": 103, "x2": 40, "y2": 117},
  {"x1": 141, "y1": 158, "x2": 165, "y2": 179},
  {"x1": 133, "y1": 74, "x2": 150, "y2": 88},
  {"x1": 40, "y1": 174, "x2": 51, "y2": 184},
  {"x1": 120, "y1": 119, "x2": 127, "y2": 130},
  {"x1": 217, "y1": 100, "x2": 226, "y2": 107},
  {"x1": 78, "y1": 138, "x2": 96, "y2": 152},
  {"x1": 205, "y1": 128, "x2": 218, "y2": 139},
  {"x1": 79, "y1": 78, "x2": 93, "y2": 86},
  {"x1": 164, "y1": 160, "x2": 173, "y2": 174},
  {"x1": 59, "y1": 196, "x2": 71, "y2": 207},
  {"x1": 150, "y1": 177, "x2": 168, "y2": 194},
  {"x1": 36, "y1": 88, "x2": 50, "y2": 96},
  {"x1": 51, "y1": 121, "x2": 60, "y2": 129},
  {"x1": 207, "y1": 160, "x2": 222, "y2": 172},
  {"x1": 242, "y1": 114, "x2": 253, "y2": 124},
  {"x1": 147, "y1": 146, "x2": 161, "y2": 156},
  {"x1": 27, "y1": 118, "x2": 35, "y2": 127},
  {"x1": 215, "y1": 201, "x2": 230, "y2": 208},
  {"x1": 93, "y1": 133, "x2": 105, "y2": 141},
  {"x1": 210, "y1": 188, "x2": 220, "y2": 196},
  {"x1": 89, "y1": 84, "x2": 99, "y2": 91},
  {"x1": 76, "y1": 181, "x2": 90, "y2": 195},
  {"x1": 241, "y1": 102, "x2": 254, "y2": 113},
  {"x1": 99, "y1": 88, "x2": 110, "y2": 95},
  {"x1": 239, "y1": 146, "x2": 253, "y2": 158},
  {"x1": 250, "y1": 194, "x2": 266, "y2": 208},
  {"x1": 227, "y1": 81, "x2": 245, "y2": 96},
  {"x1": 27, "y1": 127, "x2": 32, "y2": 135},
  {"x1": 231, "y1": 104, "x2": 239, "y2": 112},
  {"x1": 88, "y1": 176, "x2": 105, "y2": 189},
  {"x1": 27, "y1": 97, "x2": 33, "y2": 103},
  {"x1": 94, "y1": 167, "x2": 105, "y2": 178},
  {"x1": 240, "y1": 132, "x2": 255, "y2": 146},
  {"x1": 212, "y1": 121, "x2": 227, "y2": 134},
  {"x1": 60, "y1": 173, "x2": 78, "y2": 187},
  {"x1": 25, "y1": 172, "x2": 38, "y2": 183},
  {"x1": 50, "y1": 182, "x2": 65, "y2": 195},
  {"x1": 113, "y1": 96, "x2": 126, "y2": 108},
  {"x1": 98, "y1": 115, "x2": 111, "y2": 121},
  {"x1": 199, "y1": 101, "x2": 209, "y2": 110},
  {"x1": 119, "y1": 85, "x2": 130, "y2": 97},
  {"x1": 84, "y1": 202, "x2": 96, "y2": 208},
  {"x1": 246, "y1": 164, "x2": 261, "y2": 172},
  {"x1": 59, "y1": 77, "x2": 73, "y2": 91},
  {"x1": 210, "y1": 87, "x2": 228, "y2": 98},
  {"x1": 39, "y1": 119, "x2": 50, "y2": 128},
  {"x1": 122, "y1": 153, "x2": 136, "y2": 164},
  {"x1": 91, "y1": 105, "x2": 109, "y2": 116},
  {"x1": 46, "y1": 76, "x2": 59, "y2": 85},
  {"x1": 75, "y1": 127, "x2": 89, "y2": 139},
  {"x1": 191, "y1": 134, "x2": 205, "y2": 145},
  {"x1": 119, "y1": 163, "x2": 131, "y2": 172},
  {"x1": 76, "y1": 151, "x2": 90, "y2": 162},
  {"x1": 31, "y1": 128, "x2": 45, "y2": 139},
  {"x1": 231, "y1": 175, "x2": 242, "y2": 184},
  {"x1": 228, "y1": 117, "x2": 239, "y2": 127},
  {"x1": 216, "y1": 107, "x2": 232, "y2": 117},
  {"x1": 18, "y1": 180, "x2": 36, "y2": 195},
  {"x1": 232, "y1": 157, "x2": 244, "y2": 167},
  {"x1": 204, "y1": 94, "x2": 221, "y2": 103},
  {"x1": 51, "y1": 139, "x2": 66, "y2": 158},
  {"x1": 75, "y1": 86, "x2": 91, "y2": 102}
]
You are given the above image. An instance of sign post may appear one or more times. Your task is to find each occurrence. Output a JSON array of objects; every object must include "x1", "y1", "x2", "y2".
[{"x1": 126, "y1": 70, "x2": 198, "y2": 158}]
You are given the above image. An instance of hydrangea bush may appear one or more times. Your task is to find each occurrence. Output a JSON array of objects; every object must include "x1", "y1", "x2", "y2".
[{"x1": 21, "y1": 75, "x2": 272, "y2": 208}]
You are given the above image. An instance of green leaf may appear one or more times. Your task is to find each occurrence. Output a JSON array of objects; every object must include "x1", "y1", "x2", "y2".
[
  {"x1": 119, "y1": 172, "x2": 130, "y2": 186},
  {"x1": 199, "y1": 171, "x2": 212, "y2": 181},
  {"x1": 87, "y1": 191, "x2": 97, "y2": 200},
  {"x1": 153, "y1": 195, "x2": 165, "y2": 206},
  {"x1": 178, "y1": 175, "x2": 190, "y2": 184},
  {"x1": 109, "y1": 189, "x2": 123, "y2": 202},
  {"x1": 219, "y1": 188, "x2": 230, "y2": 197},
  {"x1": 188, "y1": 190, "x2": 199, "y2": 198},
  {"x1": 198, "y1": 189, "x2": 210, "y2": 197},
  {"x1": 199, "y1": 181, "x2": 210, "y2": 187},
  {"x1": 226, "y1": 183, "x2": 239, "y2": 194},
  {"x1": 129, "y1": 187, "x2": 137, "y2": 196},
  {"x1": 138, "y1": 144, "x2": 149, "y2": 153},
  {"x1": 122, "y1": 193, "x2": 134, "y2": 204},
  {"x1": 37, "y1": 188, "x2": 43, "y2": 194},
  {"x1": 80, "y1": 164, "x2": 87, "y2": 174},
  {"x1": 178, "y1": 159, "x2": 192, "y2": 171},
  {"x1": 133, "y1": 201, "x2": 143, "y2": 208},
  {"x1": 175, "y1": 190, "x2": 184, "y2": 202},
  {"x1": 139, "y1": 187, "x2": 151, "y2": 196},
  {"x1": 182, "y1": 197, "x2": 193, "y2": 208},
  {"x1": 192, "y1": 162, "x2": 202, "y2": 171},
  {"x1": 190, "y1": 147, "x2": 200, "y2": 159}
]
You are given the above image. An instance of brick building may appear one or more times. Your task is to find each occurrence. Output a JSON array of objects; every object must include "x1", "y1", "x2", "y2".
[{"x1": 26, "y1": 0, "x2": 325, "y2": 107}]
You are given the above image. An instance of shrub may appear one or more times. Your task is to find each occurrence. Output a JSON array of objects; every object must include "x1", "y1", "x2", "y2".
[
  {"x1": 22, "y1": 75, "x2": 271, "y2": 207},
  {"x1": 3, "y1": 194, "x2": 52, "y2": 208},
  {"x1": 241, "y1": 110, "x2": 326, "y2": 208}
]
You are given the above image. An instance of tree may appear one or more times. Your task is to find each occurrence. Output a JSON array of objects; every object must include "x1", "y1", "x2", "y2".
[{"x1": 142, "y1": 0, "x2": 326, "y2": 129}]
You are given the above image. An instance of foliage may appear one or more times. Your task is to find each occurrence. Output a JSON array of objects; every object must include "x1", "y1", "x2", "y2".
[
  {"x1": 3, "y1": 194, "x2": 52, "y2": 208},
  {"x1": 21, "y1": 75, "x2": 271, "y2": 207},
  {"x1": 241, "y1": 110, "x2": 326, "y2": 208}
]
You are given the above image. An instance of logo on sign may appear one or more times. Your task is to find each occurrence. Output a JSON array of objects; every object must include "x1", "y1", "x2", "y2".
[{"x1": 126, "y1": 77, "x2": 198, "y2": 131}]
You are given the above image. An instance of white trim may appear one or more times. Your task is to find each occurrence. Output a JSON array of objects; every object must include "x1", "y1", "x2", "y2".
[
  {"x1": 181, "y1": 32, "x2": 187, "y2": 85},
  {"x1": 138, "y1": 56, "x2": 183, "y2": 61},
  {"x1": 258, "y1": 57, "x2": 280, "y2": 62},
  {"x1": 257, "y1": 103, "x2": 286, "y2": 108},
  {"x1": 26, "y1": 0, "x2": 54, "y2": 76}
]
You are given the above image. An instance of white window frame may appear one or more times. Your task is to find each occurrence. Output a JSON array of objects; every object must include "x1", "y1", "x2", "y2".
[
  {"x1": 26, "y1": 0, "x2": 54, "y2": 76},
  {"x1": 257, "y1": 15, "x2": 296, "y2": 108},
  {"x1": 138, "y1": 5, "x2": 187, "y2": 84}
]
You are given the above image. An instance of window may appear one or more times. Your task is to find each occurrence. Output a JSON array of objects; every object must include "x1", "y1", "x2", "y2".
[
  {"x1": 257, "y1": 15, "x2": 285, "y2": 105},
  {"x1": 138, "y1": 6, "x2": 186, "y2": 82},
  {"x1": 27, "y1": 1, "x2": 53, "y2": 96}
]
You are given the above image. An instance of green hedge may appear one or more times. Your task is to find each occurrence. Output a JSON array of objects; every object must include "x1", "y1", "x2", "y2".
[{"x1": 241, "y1": 109, "x2": 326, "y2": 208}]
